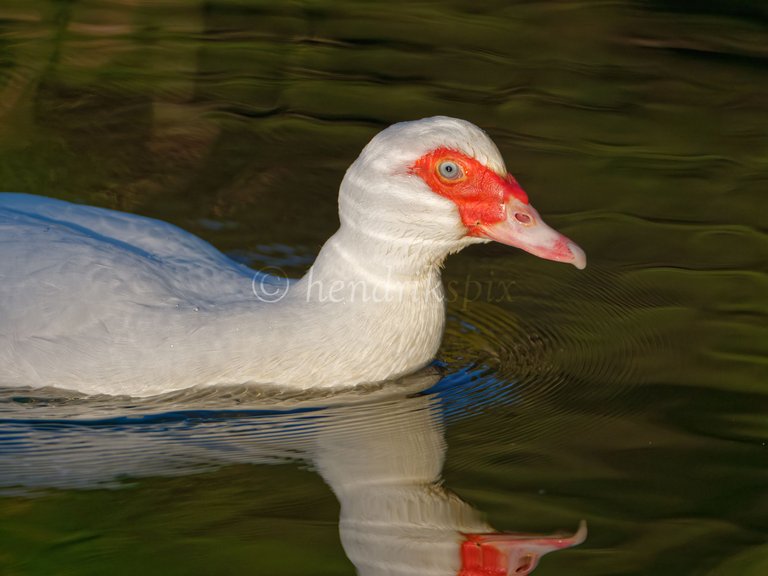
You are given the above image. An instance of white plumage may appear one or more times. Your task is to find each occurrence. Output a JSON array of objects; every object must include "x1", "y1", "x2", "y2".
[{"x1": 0, "y1": 117, "x2": 584, "y2": 397}]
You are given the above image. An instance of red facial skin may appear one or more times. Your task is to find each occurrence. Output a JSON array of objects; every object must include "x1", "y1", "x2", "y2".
[
  {"x1": 409, "y1": 147, "x2": 528, "y2": 237},
  {"x1": 410, "y1": 146, "x2": 588, "y2": 270},
  {"x1": 459, "y1": 536, "x2": 510, "y2": 576}
]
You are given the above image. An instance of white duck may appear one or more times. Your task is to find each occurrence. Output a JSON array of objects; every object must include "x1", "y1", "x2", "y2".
[{"x1": 0, "y1": 116, "x2": 585, "y2": 397}]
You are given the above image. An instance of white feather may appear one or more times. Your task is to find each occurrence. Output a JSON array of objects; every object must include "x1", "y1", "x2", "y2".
[{"x1": 0, "y1": 117, "x2": 508, "y2": 396}]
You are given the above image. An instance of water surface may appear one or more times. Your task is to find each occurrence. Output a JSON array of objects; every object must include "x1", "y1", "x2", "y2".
[{"x1": 0, "y1": 1, "x2": 766, "y2": 574}]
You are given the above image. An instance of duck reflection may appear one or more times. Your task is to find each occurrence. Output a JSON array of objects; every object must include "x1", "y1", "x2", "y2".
[
  {"x1": 0, "y1": 371, "x2": 585, "y2": 574},
  {"x1": 313, "y1": 377, "x2": 586, "y2": 575}
]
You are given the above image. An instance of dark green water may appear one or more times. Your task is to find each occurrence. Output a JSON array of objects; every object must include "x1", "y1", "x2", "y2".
[{"x1": 0, "y1": 1, "x2": 766, "y2": 574}]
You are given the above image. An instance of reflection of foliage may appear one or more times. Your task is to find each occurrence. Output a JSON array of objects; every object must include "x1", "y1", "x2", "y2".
[
  {"x1": 1, "y1": 1, "x2": 766, "y2": 234},
  {"x1": 0, "y1": 464, "x2": 355, "y2": 576}
]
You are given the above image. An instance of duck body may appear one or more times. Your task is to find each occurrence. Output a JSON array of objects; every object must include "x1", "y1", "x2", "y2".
[
  {"x1": 0, "y1": 117, "x2": 585, "y2": 397},
  {"x1": 0, "y1": 194, "x2": 443, "y2": 396}
]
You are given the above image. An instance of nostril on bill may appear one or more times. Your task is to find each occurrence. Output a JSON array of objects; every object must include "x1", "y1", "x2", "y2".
[
  {"x1": 515, "y1": 554, "x2": 535, "y2": 573},
  {"x1": 514, "y1": 212, "x2": 531, "y2": 224}
]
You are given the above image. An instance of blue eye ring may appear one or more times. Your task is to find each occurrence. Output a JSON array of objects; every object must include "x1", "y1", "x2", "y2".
[{"x1": 437, "y1": 160, "x2": 462, "y2": 180}]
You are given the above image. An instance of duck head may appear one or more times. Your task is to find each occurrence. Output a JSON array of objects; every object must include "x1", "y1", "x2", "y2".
[{"x1": 337, "y1": 116, "x2": 586, "y2": 271}]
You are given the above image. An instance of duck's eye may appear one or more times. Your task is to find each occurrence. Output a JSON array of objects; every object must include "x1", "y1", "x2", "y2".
[{"x1": 437, "y1": 160, "x2": 462, "y2": 180}]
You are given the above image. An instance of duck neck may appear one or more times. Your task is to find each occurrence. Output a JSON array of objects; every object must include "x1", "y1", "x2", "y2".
[{"x1": 296, "y1": 224, "x2": 451, "y2": 303}]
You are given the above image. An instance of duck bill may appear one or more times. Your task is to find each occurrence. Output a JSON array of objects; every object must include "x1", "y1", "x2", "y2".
[
  {"x1": 459, "y1": 521, "x2": 587, "y2": 576},
  {"x1": 479, "y1": 198, "x2": 586, "y2": 270}
]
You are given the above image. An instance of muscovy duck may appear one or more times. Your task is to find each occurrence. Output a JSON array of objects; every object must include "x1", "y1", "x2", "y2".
[{"x1": 0, "y1": 116, "x2": 585, "y2": 396}]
